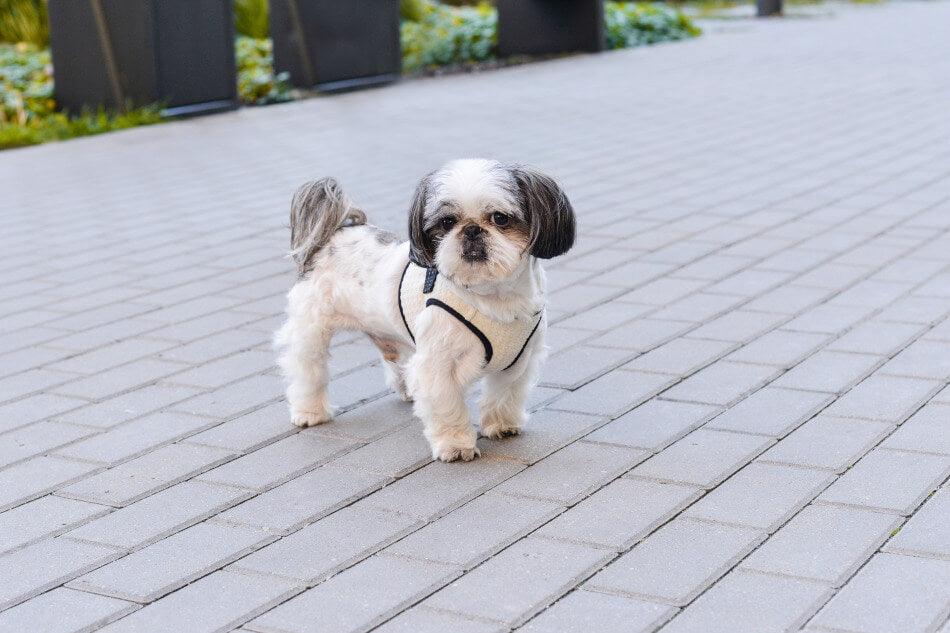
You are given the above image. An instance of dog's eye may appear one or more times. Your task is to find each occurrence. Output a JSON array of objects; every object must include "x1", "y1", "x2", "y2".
[
  {"x1": 491, "y1": 212, "x2": 510, "y2": 227},
  {"x1": 440, "y1": 217, "x2": 457, "y2": 231}
]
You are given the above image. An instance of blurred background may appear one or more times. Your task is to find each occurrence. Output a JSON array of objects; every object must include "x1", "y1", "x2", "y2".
[{"x1": 0, "y1": 0, "x2": 867, "y2": 152}]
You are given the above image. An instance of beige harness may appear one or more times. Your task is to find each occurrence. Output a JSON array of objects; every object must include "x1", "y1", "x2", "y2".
[{"x1": 398, "y1": 262, "x2": 542, "y2": 372}]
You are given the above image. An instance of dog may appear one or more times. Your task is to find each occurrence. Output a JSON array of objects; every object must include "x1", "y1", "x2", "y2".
[{"x1": 275, "y1": 158, "x2": 575, "y2": 462}]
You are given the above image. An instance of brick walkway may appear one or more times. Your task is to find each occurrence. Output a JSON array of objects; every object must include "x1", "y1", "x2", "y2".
[{"x1": 2, "y1": 3, "x2": 950, "y2": 631}]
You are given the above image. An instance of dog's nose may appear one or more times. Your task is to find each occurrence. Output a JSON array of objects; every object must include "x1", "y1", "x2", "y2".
[{"x1": 462, "y1": 224, "x2": 483, "y2": 239}]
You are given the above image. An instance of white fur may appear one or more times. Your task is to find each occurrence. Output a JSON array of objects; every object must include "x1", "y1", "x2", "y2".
[{"x1": 276, "y1": 159, "x2": 560, "y2": 462}]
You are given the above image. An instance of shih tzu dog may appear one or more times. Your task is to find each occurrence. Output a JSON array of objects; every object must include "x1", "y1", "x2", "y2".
[{"x1": 275, "y1": 158, "x2": 575, "y2": 462}]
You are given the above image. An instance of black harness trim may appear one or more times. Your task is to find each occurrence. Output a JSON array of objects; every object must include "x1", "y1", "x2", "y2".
[
  {"x1": 423, "y1": 267, "x2": 438, "y2": 293},
  {"x1": 503, "y1": 313, "x2": 543, "y2": 371},
  {"x1": 425, "y1": 298, "x2": 494, "y2": 366},
  {"x1": 397, "y1": 262, "x2": 414, "y2": 343}
]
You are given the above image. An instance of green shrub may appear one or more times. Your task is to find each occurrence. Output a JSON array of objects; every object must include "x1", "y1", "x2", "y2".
[
  {"x1": 0, "y1": 106, "x2": 163, "y2": 149},
  {"x1": 401, "y1": 1, "x2": 497, "y2": 73},
  {"x1": 401, "y1": 0, "x2": 434, "y2": 21},
  {"x1": 0, "y1": 42, "x2": 53, "y2": 124},
  {"x1": 233, "y1": 0, "x2": 269, "y2": 39},
  {"x1": 0, "y1": 43, "x2": 164, "y2": 150},
  {"x1": 236, "y1": 36, "x2": 293, "y2": 105},
  {"x1": 0, "y1": 0, "x2": 48, "y2": 46},
  {"x1": 0, "y1": 36, "x2": 293, "y2": 149},
  {"x1": 400, "y1": 1, "x2": 699, "y2": 73},
  {"x1": 604, "y1": 2, "x2": 701, "y2": 49}
]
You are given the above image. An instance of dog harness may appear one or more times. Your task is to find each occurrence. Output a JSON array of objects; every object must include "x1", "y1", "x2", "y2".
[{"x1": 398, "y1": 261, "x2": 542, "y2": 372}]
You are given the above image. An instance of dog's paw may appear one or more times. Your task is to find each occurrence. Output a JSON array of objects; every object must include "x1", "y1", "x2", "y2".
[
  {"x1": 429, "y1": 430, "x2": 480, "y2": 462},
  {"x1": 434, "y1": 443, "x2": 480, "y2": 462},
  {"x1": 291, "y1": 409, "x2": 333, "y2": 427},
  {"x1": 479, "y1": 410, "x2": 525, "y2": 440},
  {"x1": 481, "y1": 426, "x2": 521, "y2": 440}
]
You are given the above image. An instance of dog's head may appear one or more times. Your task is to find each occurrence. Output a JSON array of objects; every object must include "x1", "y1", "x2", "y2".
[{"x1": 408, "y1": 159, "x2": 575, "y2": 287}]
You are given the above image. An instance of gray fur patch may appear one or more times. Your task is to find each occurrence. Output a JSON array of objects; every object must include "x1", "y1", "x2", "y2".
[
  {"x1": 372, "y1": 227, "x2": 399, "y2": 245},
  {"x1": 289, "y1": 178, "x2": 367, "y2": 278}
]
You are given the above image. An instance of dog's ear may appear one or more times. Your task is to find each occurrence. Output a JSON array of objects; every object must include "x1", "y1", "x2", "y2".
[
  {"x1": 408, "y1": 171, "x2": 437, "y2": 267},
  {"x1": 512, "y1": 166, "x2": 576, "y2": 259}
]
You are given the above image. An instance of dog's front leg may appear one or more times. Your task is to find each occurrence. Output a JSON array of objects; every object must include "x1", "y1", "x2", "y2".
[
  {"x1": 408, "y1": 327, "x2": 482, "y2": 462},
  {"x1": 479, "y1": 329, "x2": 543, "y2": 439},
  {"x1": 480, "y1": 365, "x2": 532, "y2": 439}
]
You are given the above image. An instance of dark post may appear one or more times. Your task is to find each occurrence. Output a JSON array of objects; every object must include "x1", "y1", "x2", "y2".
[
  {"x1": 757, "y1": 0, "x2": 783, "y2": 16},
  {"x1": 47, "y1": 0, "x2": 238, "y2": 117},
  {"x1": 270, "y1": 0, "x2": 401, "y2": 93},
  {"x1": 497, "y1": 0, "x2": 605, "y2": 57}
]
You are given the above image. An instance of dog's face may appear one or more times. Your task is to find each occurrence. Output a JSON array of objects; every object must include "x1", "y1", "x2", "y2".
[{"x1": 409, "y1": 159, "x2": 575, "y2": 287}]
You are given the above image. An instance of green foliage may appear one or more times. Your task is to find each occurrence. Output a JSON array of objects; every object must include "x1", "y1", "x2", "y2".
[
  {"x1": 0, "y1": 42, "x2": 52, "y2": 124},
  {"x1": 401, "y1": 1, "x2": 699, "y2": 73},
  {"x1": 0, "y1": 36, "x2": 294, "y2": 149},
  {"x1": 0, "y1": 42, "x2": 162, "y2": 149},
  {"x1": 604, "y1": 2, "x2": 701, "y2": 49},
  {"x1": 233, "y1": 0, "x2": 269, "y2": 39},
  {"x1": 401, "y1": 1, "x2": 497, "y2": 73},
  {"x1": 0, "y1": 103, "x2": 163, "y2": 150},
  {"x1": 401, "y1": 0, "x2": 434, "y2": 21},
  {"x1": 0, "y1": 0, "x2": 48, "y2": 46},
  {"x1": 236, "y1": 36, "x2": 293, "y2": 105}
]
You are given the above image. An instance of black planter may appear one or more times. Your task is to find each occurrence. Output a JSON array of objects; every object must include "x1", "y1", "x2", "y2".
[
  {"x1": 270, "y1": 0, "x2": 402, "y2": 92},
  {"x1": 497, "y1": 0, "x2": 605, "y2": 57},
  {"x1": 270, "y1": 0, "x2": 401, "y2": 93},
  {"x1": 47, "y1": 0, "x2": 238, "y2": 117},
  {"x1": 757, "y1": 0, "x2": 783, "y2": 16}
]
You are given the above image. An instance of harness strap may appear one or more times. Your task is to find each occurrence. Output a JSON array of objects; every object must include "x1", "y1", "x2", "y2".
[
  {"x1": 426, "y1": 298, "x2": 493, "y2": 365},
  {"x1": 503, "y1": 314, "x2": 542, "y2": 370},
  {"x1": 397, "y1": 260, "x2": 542, "y2": 371},
  {"x1": 397, "y1": 262, "x2": 414, "y2": 343}
]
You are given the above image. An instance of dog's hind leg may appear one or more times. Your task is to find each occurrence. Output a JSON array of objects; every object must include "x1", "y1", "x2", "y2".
[
  {"x1": 371, "y1": 336, "x2": 412, "y2": 402},
  {"x1": 277, "y1": 314, "x2": 335, "y2": 427}
]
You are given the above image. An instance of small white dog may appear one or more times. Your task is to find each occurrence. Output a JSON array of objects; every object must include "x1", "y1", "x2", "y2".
[{"x1": 275, "y1": 158, "x2": 575, "y2": 462}]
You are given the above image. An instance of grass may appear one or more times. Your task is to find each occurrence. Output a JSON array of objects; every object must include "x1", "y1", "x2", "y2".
[
  {"x1": 0, "y1": 0, "x2": 46, "y2": 47},
  {"x1": 0, "y1": 107, "x2": 164, "y2": 149}
]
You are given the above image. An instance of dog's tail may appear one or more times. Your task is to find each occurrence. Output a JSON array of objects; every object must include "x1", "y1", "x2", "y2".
[{"x1": 289, "y1": 178, "x2": 367, "y2": 277}]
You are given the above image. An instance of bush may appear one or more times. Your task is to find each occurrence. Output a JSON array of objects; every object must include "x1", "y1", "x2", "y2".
[
  {"x1": 401, "y1": 1, "x2": 497, "y2": 73},
  {"x1": 0, "y1": 0, "x2": 47, "y2": 47},
  {"x1": 400, "y1": 1, "x2": 698, "y2": 73},
  {"x1": 0, "y1": 43, "x2": 165, "y2": 149},
  {"x1": 0, "y1": 106, "x2": 163, "y2": 149},
  {"x1": 0, "y1": 36, "x2": 293, "y2": 149},
  {"x1": 233, "y1": 0, "x2": 269, "y2": 39},
  {"x1": 236, "y1": 36, "x2": 293, "y2": 105},
  {"x1": 0, "y1": 42, "x2": 52, "y2": 124},
  {"x1": 605, "y1": 2, "x2": 701, "y2": 49},
  {"x1": 401, "y1": 0, "x2": 432, "y2": 22}
]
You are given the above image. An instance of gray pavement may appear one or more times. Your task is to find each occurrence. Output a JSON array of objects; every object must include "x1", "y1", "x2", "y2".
[{"x1": 1, "y1": 2, "x2": 950, "y2": 631}]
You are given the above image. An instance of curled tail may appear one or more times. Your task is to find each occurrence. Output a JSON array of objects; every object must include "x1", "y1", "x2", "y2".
[{"x1": 289, "y1": 178, "x2": 367, "y2": 277}]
